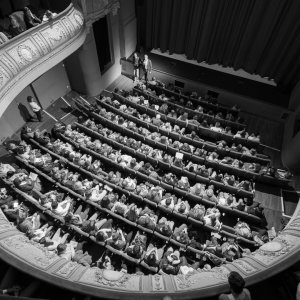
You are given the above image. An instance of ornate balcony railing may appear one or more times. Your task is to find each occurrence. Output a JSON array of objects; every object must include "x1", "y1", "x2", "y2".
[
  {"x1": 0, "y1": 3, "x2": 86, "y2": 117},
  {"x1": 0, "y1": 199, "x2": 300, "y2": 299}
]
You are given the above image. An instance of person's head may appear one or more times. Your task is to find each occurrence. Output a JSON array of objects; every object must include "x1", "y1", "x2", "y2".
[
  {"x1": 96, "y1": 230, "x2": 105, "y2": 241},
  {"x1": 112, "y1": 232, "x2": 119, "y2": 241},
  {"x1": 57, "y1": 243, "x2": 67, "y2": 254},
  {"x1": 64, "y1": 212, "x2": 73, "y2": 223},
  {"x1": 165, "y1": 197, "x2": 172, "y2": 206},
  {"x1": 144, "y1": 54, "x2": 148, "y2": 60},
  {"x1": 51, "y1": 200, "x2": 58, "y2": 209},
  {"x1": 133, "y1": 244, "x2": 141, "y2": 256},
  {"x1": 134, "y1": 52, "x2": 138, "y2": 57},
  {"x1": 179, "y1": 202, "x2": 186, "y2": 212},
  {"x1": 148, "y1": 252, "x2": 156, "y2": 264},
  {"x1": 228, "y1": 271, "x2": 245, "y2": 295},
  {"x1": 27, "y1": 96, "x2": 34, "y2": 103}
]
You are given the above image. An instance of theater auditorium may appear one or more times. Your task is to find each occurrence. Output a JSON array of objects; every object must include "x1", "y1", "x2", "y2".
[{"x1": 0, "y1": 0, "x2": 300, "y2": 299}]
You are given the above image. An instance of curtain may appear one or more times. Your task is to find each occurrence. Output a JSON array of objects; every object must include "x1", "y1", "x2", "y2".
[{"x1": 136, "y1": 0, "x2": 300, "y2": 91}]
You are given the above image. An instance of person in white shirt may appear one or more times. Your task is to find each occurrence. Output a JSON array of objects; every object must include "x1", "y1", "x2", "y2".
[
  {"x1": 27, "y1": 96, "x2": 43, "y2": 122},
  {"x1": 142, "y1": 54, "x2": 152, "y2": 83}
]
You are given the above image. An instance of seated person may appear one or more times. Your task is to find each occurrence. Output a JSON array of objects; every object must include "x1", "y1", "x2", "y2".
[
  {"x1": 0, "y1": 188, "x2": 14, "y2": 207},
  {"x1": 189, "y1": 183, "x2": 206, "y2": 197},
  {"x1": 203, "y1": 188, "x2": 218, "y2": 203},
  {"x1": 64, "y1": 205, "x2": 90, "y2": 226},
  {"x1": 146, "y1": 186, "x2": 163, "y2": 203},
  {"x1": 248, "y1": 133, "x2": 260, "y2": 142},
  {"x1": 173, "y1": 224, "x2": 190, "y2": 244},
  {"x1": 189, "y1": 204, "x2": 206, "y2": 220},
  {"x1": 126, "y1": 231, "x2": 147, "y2": 259},
  {"x1": 18, "y1": 211, "x2": 42, "y2": 235},
  {"x1": 121, "y1": 177, "x2": 137, "y2": 191},
  {"x1": 107, "y1": 171, "x2": 122, "y2": 185},
  {"x1": 94, "y1": 218, "x2": 114, "y2": 241},
  {"x1": 86, "y1": 185, "x2": 107, "y2": 202},
  {"x1": 24, "y1": 7, "x2": 42, "y2": 28},
  {"x1": 177, "y1": 176, "x2": 190, "y2": 190},
  {"x1": 221, "y1": 238, "x2": 242, "y2": 262},
  {"x1": 234, "y1": 221, "x2": 252, "y2": 239},
  {"x1": 156, "y1": 217, "x2": 174, "y2": 236},
  {"x1": 29, "y1": 223, "x2": 53, "y2": 242},
  {"x1": 152, "y1": 115, "x2": 163, "y2": 127},
  {"x1": 111, "y1": 195, "x2": 128, "y2": 216},
  {"x1": 236, "y1": 180, "x2": 253, "y2": 192},
  {"x1": 137, "y1": 206, "x2": 157, "y2": 230},
  {"x1": 98, "y1": 253, "x2": 114, "y2": 270},
  {"x1": 174, "y1": 199, "x2": 190, "y2": 215},
  {"x1": 51, "y1": 196, "x2": 73, "y2": 217},
  {"x1": 160, "y1": 247, "x2": 186, "y2": 275},
  {"x1": 106, "y1": 228, "x2": 128, "y2": 250},
  {"x1": 178, "y1": 112, "x2": 188, "y2": 122},
  {"x1": 125, "y1": 203, "x2": 141, "y2": 222},
  {"x1": 203, "y1": 208, "x2": 222, "y2": 229},
  {"x1": 13, "y1": 172, "x2": 35, "y2": 193},
  {"x1": 160, "y1": 194, "x2": 177, "y2": 210},
  {"x1": 56, "y1": 242, "x2": 76, "y2": 261},
  {"x1": 42, "y1": 10, "x2": 57, "y2": 22},
  {"x1": 100, "y1": 191, "x2": 118, "y2": 209},
  {"x1": 143, "y1": 243, "x2": 162, "y2": 267}
]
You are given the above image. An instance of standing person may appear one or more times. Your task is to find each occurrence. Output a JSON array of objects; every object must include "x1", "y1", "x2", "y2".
[
  {"x1": 142, "y1": 54, "x2": 152, "y2": 83},
  {"x1": 27, "y1": 96, "x2": 43, "y2": 122},
  {"x1": 219, "y1": 271, "x2": 251, "y2": 300},
  {"x1": 132, "y1": 52, "x2": 141, "y2": 82}
]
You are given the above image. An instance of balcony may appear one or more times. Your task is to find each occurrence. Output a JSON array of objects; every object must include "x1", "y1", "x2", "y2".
[{"x1": 0, "y1": 3, "x2": 86, "y2": 118}]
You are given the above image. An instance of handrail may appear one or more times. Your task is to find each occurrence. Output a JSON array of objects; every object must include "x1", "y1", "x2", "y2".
[{"x1": 0, "y1": 2, "x2": 86, "y2": 118}]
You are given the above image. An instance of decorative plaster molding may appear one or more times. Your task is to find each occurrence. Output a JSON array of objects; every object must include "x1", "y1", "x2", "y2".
[
  {"x1": 1, "y1": 199, "x2": 300, "y2": 298},
  {"x1": 0, "y1": 3, "x2": 86, "y2": 118}
]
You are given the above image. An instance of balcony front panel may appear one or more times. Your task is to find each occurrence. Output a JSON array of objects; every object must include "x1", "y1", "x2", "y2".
[{"x1": 0, "y1": 3, "x2": 86, "y2": 117}]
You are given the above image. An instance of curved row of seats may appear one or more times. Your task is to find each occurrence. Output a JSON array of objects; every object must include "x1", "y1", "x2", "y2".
[
  {"x1": 131, "y1": 88, "x2": 257, "y2": 148},
  {"x1": 21, "y1": 134, "x2": 258, "y2": 247},
  {"x1": 8, "y1": 154, "x2": 165, "y2": 273},
  {"x1": 149, "y1": 84, "x2": 239, "y2": 118},
  {"x1": 10, "y1": 147, "x2": 247, "y2": 273},
  {"x1": 0, "y1": 171, "x2": 160, "y2": 273},
  {"x1": 78, "y1": 97, "x2": 290, "y2": 187},
  {"x1": 72, "y1": 122, "x2": 254, "y2": 198},
  {"x1": 134, "y1": 87, "x2": 245, "y2": 131},
  {"x1": 114, "y1": 91, "x2": 270, "y2": 165},
  {"x1": 86, "y1": 99, "x2": 259, "y2": 183}
]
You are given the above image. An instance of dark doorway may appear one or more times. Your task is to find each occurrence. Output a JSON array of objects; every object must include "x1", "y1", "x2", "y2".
[{"x1": 93, "y1": 15, "x2": 114, "y2": 74}]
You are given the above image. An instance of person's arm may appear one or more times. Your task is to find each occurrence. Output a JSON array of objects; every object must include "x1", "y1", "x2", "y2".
[{"x1": 149, "y1": 60, "x2": 152, "y2": 73}]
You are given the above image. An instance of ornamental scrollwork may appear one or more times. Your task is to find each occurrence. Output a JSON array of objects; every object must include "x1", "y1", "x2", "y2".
[
  {"x1": 17, "y1": 44, "x2": 37, "y2": 63},
  {"x1": 95, "y1": 269, "x2": 131, "y2": 288}
]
